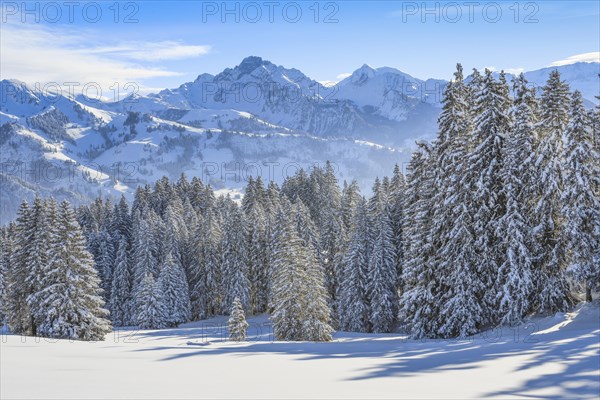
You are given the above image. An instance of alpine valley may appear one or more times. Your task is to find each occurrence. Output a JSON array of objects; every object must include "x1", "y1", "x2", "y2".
[{"x1": 1, "y1": 56, "x2": 598, "y2": 223}]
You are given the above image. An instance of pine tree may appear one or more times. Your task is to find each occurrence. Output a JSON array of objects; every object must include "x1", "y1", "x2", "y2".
[
  {"x1": 533, "y1": 70, "x2": 573, "y2": 313},
  {"x1": 340, "y1": 180, "x2": 362, "y2": 232},
  {"x1": 270, "y1": 204, "x2": 305, "y2": 340},
  {"x1": 95, "y1": 231, "x2": 115, "y2": 302},
  {"x1": 220, "y1": 201, "x2": 250, "y2": 313},
  {"x1": 367, "y1": 179, "x2": 398, "y2": 333},
  {"x1": 243, "y1": 177, "x2": 270, "y2": 315},
  {"x1": 158, "y1": 252, "x2": 191, "y2": 327},
  {"x1": 6, "y1": 198, "x2": 52, "y2": 335},
  {"x1": 0, "y1": 226, "x2": 13, "y2": 324},
  {"x1": 494, "y1": 73, "x2": 538, "y2": 325},
  {"x1": 30, "y1": 200, "x2": 111, "y2": 341},
  {"x1": 562, "y1": 91, "x2": 600, "y2": 301},
  {"x1": 190, "y1": 206, "x2": 222, "y2": 319},
  {"x1": 132, "y1": 213, "x2": 159, "y2": 289},
  {"x1": 109, "y1": 236, "x2": 132, "y2": 327},
  {"x1": 465, "y1": 68, "x2": 511, "y2": 324},
  {"x1": 399, "y1": 142, "x2": 438, "y2": 338},
  {"x1": 228, "y1": 297, "x2": 249, "y2": 341},
  {"x1": 270, "y1": 203, "x2": 333, "y2": 341},
  {"x1": 424, "y1": 65, "x2": 484, "y2": 337},
  {"x1": 389, "y1": 165, "x2": 406, "y2": 288},
  {"x1": 339, "y1": 198, "x2": 371, "y2": 332},
  {"x1": 22, "y1": 196, "x2": 53, "y2": 334},
  {"x1": 5, "y1": 201, "x2": 32, "y2": 334},
  {"x1": 136, "y1": 273, "x2": 167, "y2": 329}
]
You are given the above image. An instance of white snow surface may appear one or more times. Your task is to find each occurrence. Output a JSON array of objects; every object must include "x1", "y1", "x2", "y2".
[{"x1": 2, "y1": 302, "x2": 599, "y2": 399}]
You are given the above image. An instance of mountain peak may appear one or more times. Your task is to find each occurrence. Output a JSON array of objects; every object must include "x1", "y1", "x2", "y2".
[
  {"x1": 346, "y1": 63, "x2": 377, "y2": 85},
  {"x1": 237, "y1": 56, "x2": 271, "y2": 75},
  {"x1": 357, "y1": 64, "x2": 376, "y2": 74}
]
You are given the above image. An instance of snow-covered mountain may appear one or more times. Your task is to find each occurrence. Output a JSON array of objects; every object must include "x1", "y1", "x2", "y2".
[{"x1": 1, "y1": 58, "x2": 598, "y2": 223}]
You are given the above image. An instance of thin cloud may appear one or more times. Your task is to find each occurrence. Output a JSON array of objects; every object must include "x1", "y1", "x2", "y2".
[
  {"x1": 551, "y1": 52, "x2": 600, "y2": 66},
  {"x1": 0, "y1": 23, "x2": 210, "y2": 93},
  {"x1": 88, "y1": 42, "x2": 212, "y2": 62}
]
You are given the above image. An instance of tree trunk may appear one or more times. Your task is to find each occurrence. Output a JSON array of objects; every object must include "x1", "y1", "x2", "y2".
[
  {"x1": 31, "y1": 315, "x2": 36, "y2": 336},
  {"x1": 585, "y1": 285, "x2": 592, "y2": 302}
]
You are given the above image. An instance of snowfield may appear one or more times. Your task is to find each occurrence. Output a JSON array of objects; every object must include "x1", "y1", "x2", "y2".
[{"x1": 2, "y1": 303, "x2": 599, "y2": 399}]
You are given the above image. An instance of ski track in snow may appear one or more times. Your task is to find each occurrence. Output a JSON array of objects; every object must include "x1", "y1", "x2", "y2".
[{"x1": 1, "y1": 303, "x2": 599, "y2": 399}]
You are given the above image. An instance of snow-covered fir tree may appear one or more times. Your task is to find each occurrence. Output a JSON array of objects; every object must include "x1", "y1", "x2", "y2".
[
  {"x1": 270, "y1": 201, "x2": 333, "y2": 341},
  {"x1": 5, "y1": 201, "x2": 33, "y2": 334},
  {"x1": 494, "y1": 73, "x2": 538, "y2": 325},
  {"x1": 190, "y1": 206, "x2": 222, "y2": 319},
  {"x1": 339, "y1": 198, "x2": 371, "y2": 332},
  {"x1": 367, "y1": 179, "x2": 398, "y2": 333},
  {"x1": 389, "y1": 165, "x2": 406, "y2": 288},
  {"x1": 315, "y1": 162, "x2": 344, "y2": 320},
  {"x1": 243, "y1": 177, "x2": 270, "y2": 315},
  {"x1": 29, "y1": 200, "x2": 111, "y2": 340},
  {"x1": 562, "y1": 91, "x2": 600, "y2": 301},
  {"x1": 340, "y1": 180, "x2": 362, "y2": 233},
  {"x1": 399, "y1": 142, "x2": 439, "y2": 338},
  {"x1": 427, "y1": 64, "x2": 482, "y2": 337},
  {"x1": 95, "y1": 231, "x2": 115, "y2": 303},
  {"x1": 220, "y1": 200, "x2": 250, "y2": 313},
  {"x1": 465, "y1": 68, "x2": 511, "y2": 324},
  {"x1": 109, "y1": 236, "x2": 132, "y2": 327},
  {"x1": 0, "y1": 225, "x2": 14, "y2": 324},
  {"x1": 228, "y1": 297, "x2": 249, "y2": 341},
  {"x1": 533, "y1": 70, "x2": 573, "y2": 313},
  {"x1": 158, "y1": 252, "x2": 191, "y2": 327},
  {"x1": 22, "y1": 196, "x2": 53, "y2": 334},
  {"x1": 136, "y1": 273, "x2": 167, "y2": 329},
  {"x1": 132, "y1": 213, "x2": 159, "y2": 290}
]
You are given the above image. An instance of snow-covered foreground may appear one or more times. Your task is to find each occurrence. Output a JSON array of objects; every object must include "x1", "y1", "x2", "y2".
[{"x1": 2, "y1": 304, "x2": 599, "y2": 399}]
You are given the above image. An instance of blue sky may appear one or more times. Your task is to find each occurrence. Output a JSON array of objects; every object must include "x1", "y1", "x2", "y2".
[{"x1": 1, "y1": 1, "x2": 598, "y2": 95}]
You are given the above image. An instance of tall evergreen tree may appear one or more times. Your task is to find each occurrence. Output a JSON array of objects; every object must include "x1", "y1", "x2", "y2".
[
  {"x1": 190, "y1": 206, "x2": 222, "y2": 319},
  {"x1": 158, "y1": 252, "x2": 191, "y2": 326},
  {"x1": 132, "y1": 213, "x2": 159, "y2": 288},
  {"x1": 367, "y1": 179, "x2": 398, "y2": 333},
  {"x1": 399, "y1": 143, "x2": 438, "y2": 338},
  {"x1": 109, "y1": 236, "x2": 132, "y2": 327},
  {"x1": 533, "y1": 70, "x2": 573, "y2": 313},
  {"x1": 220, "y1": 200, "x2": 249, "y2": 313},
  {"x1": 270, "y1": 203, "x2": 332, "y2": 341},
  {"x1": 389, "y1": 165, "x2": 406, "y2": 288},
  {"x1": 29, "y1": 201, "x2": 111, "y2": 341},
  {"x1": 562, "y1": 91, "x2": 600, "y2": 301},
  {"x1": 0, "y1": 225, "x2": 14, "y2": 324},
  {"x1": 136, "y1": 273, "x2": 167, "y2": 329},
  {"x1": 466, "y1": 68, "x2": 511, "y2": 323},
  {"x1": 494, "y1": 73, "x2": 538, "y2": 325},
  {"x1": 339, "y1": 198, "x2": 371, "y2": 332},
  {"x1": 5, "y1": 201, "x2": 32, "y2": 334},
  {"x1": 23, "y1": 196, "x2": 52, "y2": 333}
]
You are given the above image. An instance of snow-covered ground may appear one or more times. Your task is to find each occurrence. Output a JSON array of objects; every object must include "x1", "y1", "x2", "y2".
[{"x1": 2, "y1": 303, "x2": 599, "y2": 399}]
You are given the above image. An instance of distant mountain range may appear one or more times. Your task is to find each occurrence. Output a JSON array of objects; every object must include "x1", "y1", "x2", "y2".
[{"x1": 1, "y1": 57, "x2": 598, "y2": 223}]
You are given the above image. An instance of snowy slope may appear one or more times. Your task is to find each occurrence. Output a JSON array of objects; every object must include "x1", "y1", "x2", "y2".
[{"x1": 1, "y1": 302, "x2": 598, "y2": 399}]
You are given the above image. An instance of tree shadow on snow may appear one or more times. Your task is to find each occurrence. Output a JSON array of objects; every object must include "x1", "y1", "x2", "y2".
[{"x1": 128, "y1": 312, "x2": 599, "y2": 399}]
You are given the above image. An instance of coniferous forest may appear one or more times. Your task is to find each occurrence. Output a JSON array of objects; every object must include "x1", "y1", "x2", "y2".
[{"x1": 0, "y1": 67, "x2": 598, "y2": 341}]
